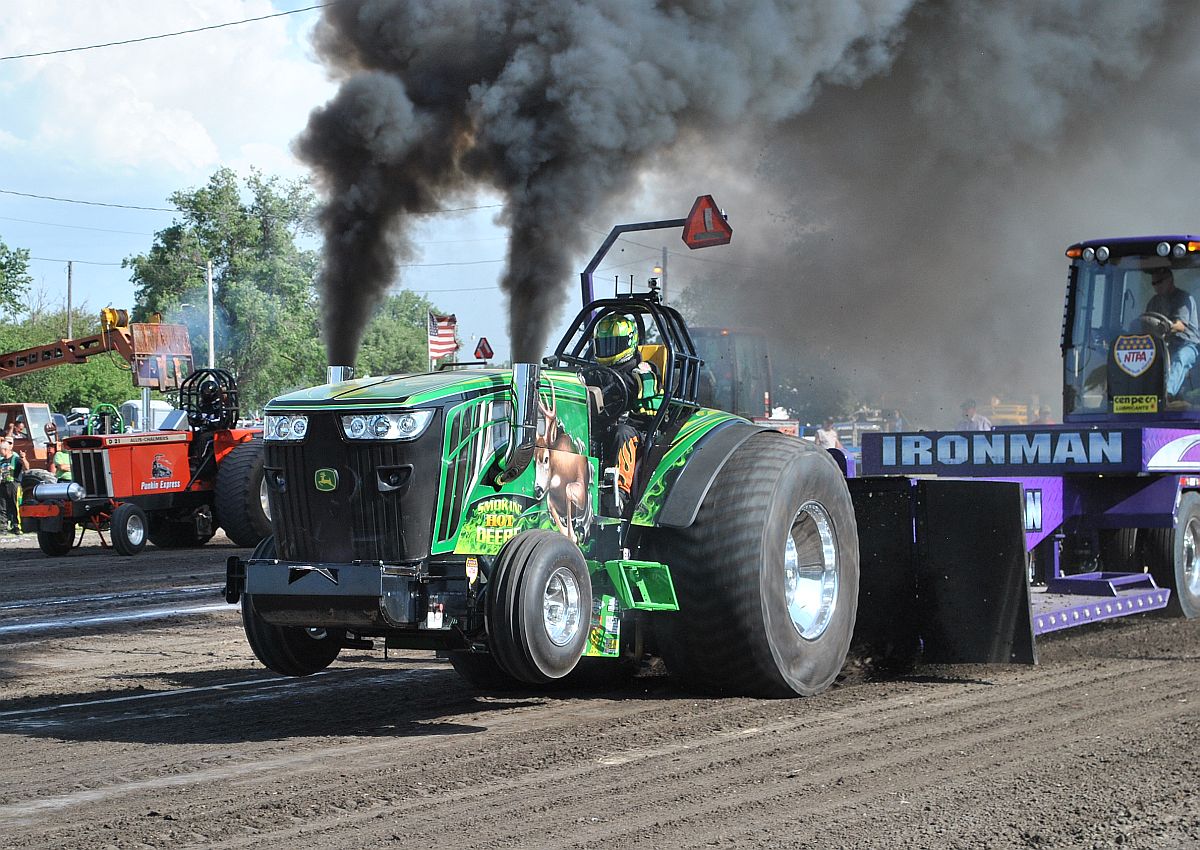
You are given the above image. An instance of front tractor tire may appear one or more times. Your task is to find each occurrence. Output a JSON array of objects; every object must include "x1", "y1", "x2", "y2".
[
  {"x1": 485, "y1": 530, "x2": 593, "y2": 686},
  {"x1": 653, "y1": 433, "x2": 860, "y2": 697},
  {"x1": 241, "y1": 537, "x2": 344, "y2": 676},
  {"x1": 216, "y1": 439, "x2": 271, "y2": 547},
  {"x1": 37, "y1": 523, "x2": 75, "y2": 557},
  {"x1": 110, "y1": 503, "x2": 149, "y2": 556}
]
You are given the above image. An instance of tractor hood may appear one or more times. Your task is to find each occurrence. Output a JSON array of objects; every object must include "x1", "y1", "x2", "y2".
[{"x1": 266, "y1": 369, "x2": 518, "y2": 410}]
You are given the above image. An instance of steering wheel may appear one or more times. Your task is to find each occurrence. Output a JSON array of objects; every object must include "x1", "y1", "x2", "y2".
[
  {"x1": 579, "y1": 363, "x2": 630, "y2": 420},
  {"x1": 1140, "y1": 311, "x2": 1173, "y2": 338}
]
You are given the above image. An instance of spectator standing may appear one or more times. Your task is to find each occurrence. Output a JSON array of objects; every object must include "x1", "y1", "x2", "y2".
[
  {"x1": 955, "y1": 399, "x2": 993, "y2": 431},
  {"x1": 0, "y1": 439, "x2": 27, "y2": 534},
  {"x1": 47, "y1": 435, "x2": 71, "y2": 481},
  {"x1": 813, "y1": 417, "x2": 843, "y2": 449}
]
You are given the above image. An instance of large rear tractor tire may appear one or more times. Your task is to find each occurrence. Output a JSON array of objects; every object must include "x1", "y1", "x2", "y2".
[
  {"x1": 487, "y1": 530, "x2": 592, "y2": 685},
  {"x1": 241, "y1": 536, "x2": 344, "y2": 675},
  {"x1": 1144, "y1": 492, "x2": 1200, "y2": 619},
  {"x1": 110, "y1": 503, "x2": 148, "y2": 556},
  {"x1": 652, "y1": 433, "x2": 859, "y2": 697},
  {"x1": 215, "y1": 439, "x2": 271, "y2": 547}
]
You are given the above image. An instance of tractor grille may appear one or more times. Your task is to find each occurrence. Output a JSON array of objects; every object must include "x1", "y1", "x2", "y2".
[
  {"x1": 265, "y1": 411, "x2": 441, "y2": 563},
  {"x1": 71, "y1": 449, "x2": 111, "y2": 498}
]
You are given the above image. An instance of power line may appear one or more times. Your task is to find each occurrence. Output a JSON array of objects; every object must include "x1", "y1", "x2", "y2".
[
  {"x1": 0, "y1": 215, "x2": 154, "y2": 236},
  {"x1": 0, "y1": 187, "x2": 505, "y2": 217},
  {"x1": 30, "y1": 256, "x2": 122, "y2": 266},
  {"x1": 0, "y1": 189, "x2": 176, "y2": 212},
  {"x1": 0, "y1": 3, "x2": 337, "y2": 62}
]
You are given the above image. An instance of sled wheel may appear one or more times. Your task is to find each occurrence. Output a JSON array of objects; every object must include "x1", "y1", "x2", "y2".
[
  {"x1": 1146, "y1": 493, "x2": 1200, "y2": 619},
  {"x1": 241, "y1": 536, "x2": 344, "y2": 675},
  {"x1": 110, "y1": 503, "x2": 148, "y2": 556},
  {"x1": 488, "y1": 530, "x2": 592, "y2": 684},
  {"x1": 215, "y1": 439, "x2": 271, "y2": 547},
  {"x1": 1099, "y1": 528, "x2": 1139, "y2": 572},
  {"x1": 653, "y1": 433, "x2": 859, "y2": 697},
  {"x1": 37, "y1": 523, "x2": 75, "y2": 556}
]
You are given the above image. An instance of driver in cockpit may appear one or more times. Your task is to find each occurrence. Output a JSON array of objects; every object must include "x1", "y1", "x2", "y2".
[
  {"x1": 592, "y1": 314, "x2": 662, "y2": 500},
  {"x1": 1146, "y1": 268, "x2": 1200, "y2": 399}
]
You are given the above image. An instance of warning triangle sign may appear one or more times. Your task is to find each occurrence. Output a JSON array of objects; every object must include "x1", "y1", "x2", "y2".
[{"x1": 682, "y1": 195, "x2": 732, "y2": 249}]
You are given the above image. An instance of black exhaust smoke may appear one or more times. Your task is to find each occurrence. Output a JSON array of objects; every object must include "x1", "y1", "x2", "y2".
[{"x1": 295, "y1": 0, "x2": 913, "y2": 365}]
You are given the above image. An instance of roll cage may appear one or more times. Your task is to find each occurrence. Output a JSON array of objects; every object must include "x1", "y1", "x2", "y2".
[{"x1": 545, "y1": 292, "x2": 705, "y2": 444}]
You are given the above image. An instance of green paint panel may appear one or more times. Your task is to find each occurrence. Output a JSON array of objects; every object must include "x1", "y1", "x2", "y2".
[{"x1": 632, "y1": 408, "x2": 741, "y2": 526}]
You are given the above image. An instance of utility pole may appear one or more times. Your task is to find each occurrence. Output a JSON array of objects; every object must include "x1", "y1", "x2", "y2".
[
  {"x1": 206, "y1": 260, "x2": 215, "y2": 369},
  {"x1": 661, "y1": 246, "x2": 668, "y2": 304},
  {"x1": 66, "y1": 261, "x2": 73, "y2": 338}
]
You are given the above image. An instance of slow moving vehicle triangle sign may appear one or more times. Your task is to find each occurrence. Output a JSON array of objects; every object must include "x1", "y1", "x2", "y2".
[{"x1": 682, "y1": 195, "x2": 732, "y2": 250}]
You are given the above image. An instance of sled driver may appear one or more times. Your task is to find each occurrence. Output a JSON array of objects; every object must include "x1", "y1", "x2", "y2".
[
  {"x1": 1146, "y1": 267, "x2": 1200, "y2": 399},
  {"x1": 592, "y1": 313, "x2": 662, "y2": 501}
]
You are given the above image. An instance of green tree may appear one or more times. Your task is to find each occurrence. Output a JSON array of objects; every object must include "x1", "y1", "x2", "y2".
[
  {"x1": 356, "y1": 291, "x2": 440, "y2": 377},
  {"x1": 0, "y1": 236, "x2": 32, "y2": 314},
  {"x1": 124, "y1": 167, "x2": 325, "y2": 410}
]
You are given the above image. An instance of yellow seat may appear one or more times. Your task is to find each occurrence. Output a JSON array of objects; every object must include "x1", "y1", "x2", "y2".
[{"x1": 639, "y1": 344, "x2": 666, "y2": 376}]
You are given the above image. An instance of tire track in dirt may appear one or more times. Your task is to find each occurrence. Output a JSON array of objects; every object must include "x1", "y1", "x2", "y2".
[{"x1": 5, "y1": 651, "x2": 1188, "y2": 849}]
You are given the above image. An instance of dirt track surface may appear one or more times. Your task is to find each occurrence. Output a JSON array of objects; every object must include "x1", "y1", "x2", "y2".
[{"x1": 0, "y1": 531, "x2": 1197, "y2": 849}]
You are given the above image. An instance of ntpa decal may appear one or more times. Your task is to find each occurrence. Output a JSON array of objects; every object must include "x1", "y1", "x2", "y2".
[{"x1": 1114, "y1": 334, "x2": 1156, "y2": 377}]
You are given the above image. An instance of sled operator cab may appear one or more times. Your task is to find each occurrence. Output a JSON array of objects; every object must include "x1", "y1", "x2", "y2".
[{"x1": 1064, "y1": 236, "x2": 1200, "y2": 421}]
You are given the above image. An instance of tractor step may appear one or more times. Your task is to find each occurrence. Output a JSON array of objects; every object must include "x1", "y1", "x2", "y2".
[
  {"x1": 603, "y1": 559, "x2": 679, "y2": 611},
  {"x1": 1030, "y1": 582, "x2": 1172, "y2": 635}
]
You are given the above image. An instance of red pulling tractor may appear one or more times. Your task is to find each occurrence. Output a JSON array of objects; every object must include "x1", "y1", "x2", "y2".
[{"x1": 2, "y1": 310, "x2": 270, "y2": 556}]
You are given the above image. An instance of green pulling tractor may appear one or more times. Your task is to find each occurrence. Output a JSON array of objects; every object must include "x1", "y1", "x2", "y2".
[{"x1": 224, "y1": 199, "x2": 1032, "y2": 696}]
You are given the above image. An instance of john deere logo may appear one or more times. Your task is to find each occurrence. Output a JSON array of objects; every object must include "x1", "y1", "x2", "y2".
[{"x1": 314, "y1": 468, "x2": 338, "y2": 492}]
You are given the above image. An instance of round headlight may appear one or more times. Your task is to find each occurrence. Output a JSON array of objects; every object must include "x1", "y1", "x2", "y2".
[
  {"x1": 348, "y1": 416, "x2": 367, "y2": 439},
  {"x1": 291, "y1": 417, "x2": 308, "y2": 438},
  {"x1": 1173, "y1": 243, "x2": 1187, "y2": 259},
  {"x1": 1096, "y1": 246, "x2": 1110, "y2": 262},
  {"x1": 1082, "y1": 247, "x2": 1095, "y2": 262},
  {"x1": 277, "y1": 418, "x2": 291, "y2": 438},
  {"x1": 397, "y1": 414, "x2": 417, "y2": 435},
  {"x1": 371, "y1": 415, "x2": 391, "y2": 438},
  {"x1": 1157, "y1": 241, "x2": 1171, "y2": 257}
]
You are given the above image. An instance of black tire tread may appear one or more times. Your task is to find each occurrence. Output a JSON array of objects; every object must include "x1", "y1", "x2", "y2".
[
  {"x1": 215, "y1": 440, "x2": 270, "y2": 547},
  {"x1": 240, "y1": 537, "x2": 344, "y2": 676},
  {"x1": 652, "y1": 433, "x2": 857, "y2": 697}
]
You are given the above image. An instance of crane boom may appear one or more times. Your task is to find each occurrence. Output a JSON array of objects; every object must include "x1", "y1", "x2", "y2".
[{"x1": 0, "y1": 310, "x2": 194, "y2": 390}]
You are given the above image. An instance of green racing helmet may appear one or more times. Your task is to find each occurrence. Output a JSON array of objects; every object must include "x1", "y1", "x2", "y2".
[{"x1": 594, "y1": 314, "x2": 639, "y2": 367}]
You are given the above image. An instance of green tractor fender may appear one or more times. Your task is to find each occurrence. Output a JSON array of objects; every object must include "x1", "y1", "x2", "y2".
[{"x1": 633, "y1": 418, "x2": 767, "y2": 528}]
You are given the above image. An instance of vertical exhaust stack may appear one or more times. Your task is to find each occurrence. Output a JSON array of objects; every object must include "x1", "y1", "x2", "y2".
[{"x1": 328, "y1": 365, "x2": 355, "y2": 385}]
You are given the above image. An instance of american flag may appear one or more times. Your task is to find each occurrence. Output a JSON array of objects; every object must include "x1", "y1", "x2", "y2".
[{"x1": 427, "y1": 312, "x2": 459, "y2": 359}]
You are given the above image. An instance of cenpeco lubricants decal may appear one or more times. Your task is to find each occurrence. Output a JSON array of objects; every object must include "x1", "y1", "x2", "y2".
[{"x1": 632, "y1": 408, "x2": 740, "y2": 527}]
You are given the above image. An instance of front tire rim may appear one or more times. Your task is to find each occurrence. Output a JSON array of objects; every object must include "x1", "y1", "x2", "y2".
[
  {"x1": 126, "y1": 514, "x2": 146, "y2": 547},
  {"x1": 543, "y1": 566, "x2": 583, "y2": 647},
  {"x1": 784, "y1": 501, "x2": 839, "y2": 640},
  {"x1": 1184, "y1": 516, "x2": 1200, "y2": 598}
]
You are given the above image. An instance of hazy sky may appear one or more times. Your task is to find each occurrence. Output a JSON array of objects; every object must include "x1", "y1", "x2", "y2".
[
  {"x1": 0, "y1": 0, "x2": 525, "y2": 363},
  {"x1": 7, "y1": 1, "x2": 1200, "y2": 427}
]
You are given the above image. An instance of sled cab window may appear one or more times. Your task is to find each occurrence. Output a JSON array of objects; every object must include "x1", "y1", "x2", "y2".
[{"x1": 1064, "y1": 253, "x2": 1200, "y2": 415}]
